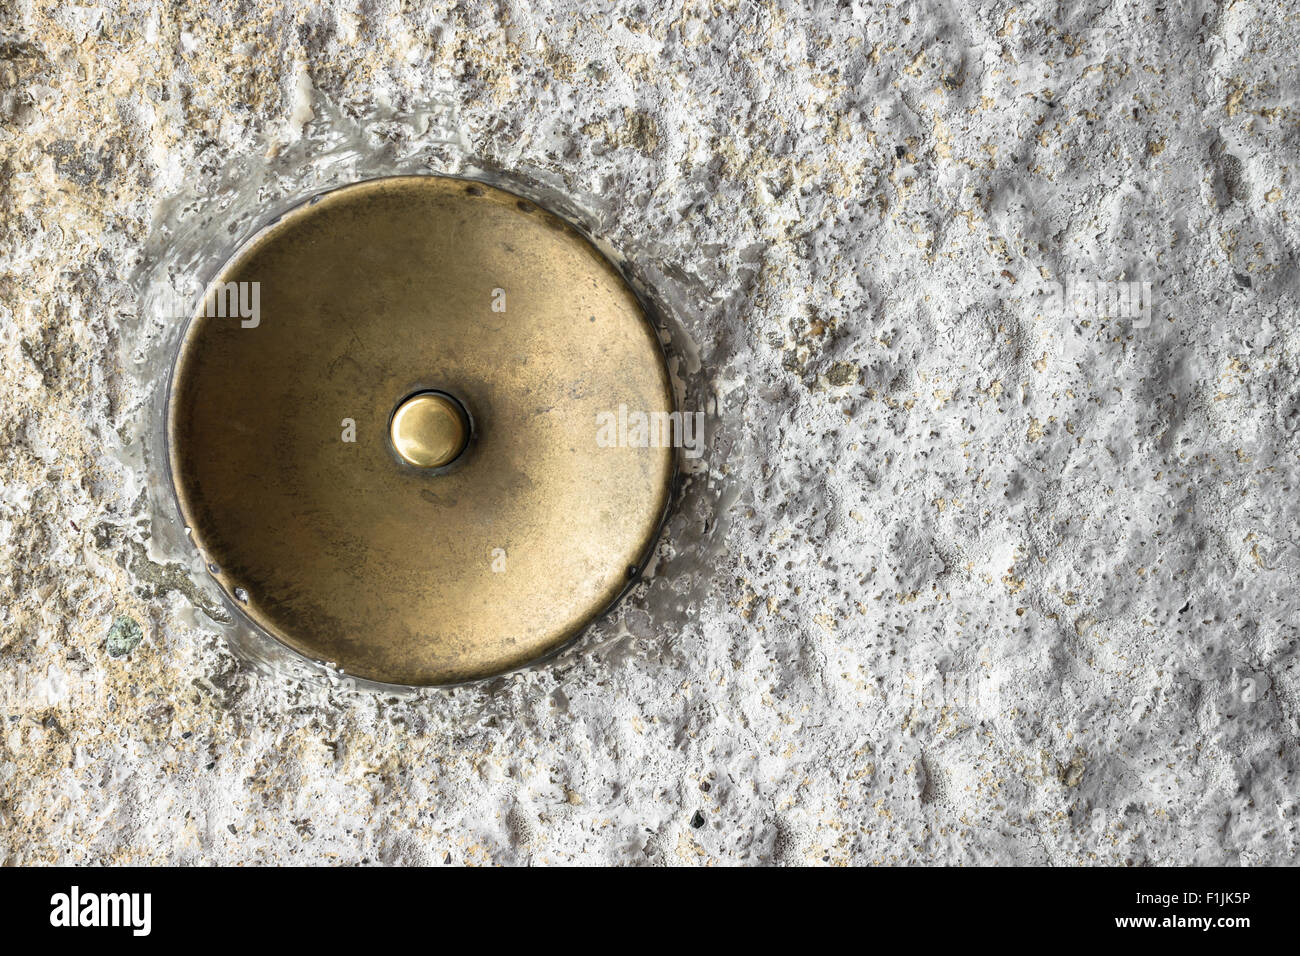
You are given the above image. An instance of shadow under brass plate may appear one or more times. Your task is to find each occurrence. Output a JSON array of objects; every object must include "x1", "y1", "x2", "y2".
[{"x1": 167, "y1": 176, "x2": 675, "y2": 686}]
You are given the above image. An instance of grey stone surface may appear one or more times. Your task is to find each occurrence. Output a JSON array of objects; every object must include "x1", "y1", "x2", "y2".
[{"x1": 1, "y1": 0, "x2": 1298, "y2": 864}]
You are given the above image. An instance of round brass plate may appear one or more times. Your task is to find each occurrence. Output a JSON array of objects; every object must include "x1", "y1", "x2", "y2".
[{"x1": 167, "y1": 176, "x2": 674, "y2": 686}]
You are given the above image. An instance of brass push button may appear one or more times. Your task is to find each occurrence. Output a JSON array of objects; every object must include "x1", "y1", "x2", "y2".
[{"x1": 389, "y1": 391, "x2": 469, "y2": 468}]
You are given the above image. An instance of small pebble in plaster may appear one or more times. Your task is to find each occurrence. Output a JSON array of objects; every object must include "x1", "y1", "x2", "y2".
[
  {"x1": 288, "y1": 63, "x2": 315, "y2": 138},
  {"x1": 106, "y1": 615, "x2": 144, "y2": 658}
]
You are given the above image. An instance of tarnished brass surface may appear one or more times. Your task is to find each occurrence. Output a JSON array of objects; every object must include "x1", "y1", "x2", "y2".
[{"x1": 167, "y1": 176, "x2": 674, "y2": 686}]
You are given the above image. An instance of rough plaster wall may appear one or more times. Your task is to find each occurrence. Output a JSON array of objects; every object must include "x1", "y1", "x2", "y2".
[{"x1": 2, "y1": 0, "x2": 1299, "y2": 865}]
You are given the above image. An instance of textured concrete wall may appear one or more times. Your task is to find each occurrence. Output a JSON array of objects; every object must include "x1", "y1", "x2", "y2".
[{"x1": 1, "y1": 0, "x2": 1298, "y2": 864}]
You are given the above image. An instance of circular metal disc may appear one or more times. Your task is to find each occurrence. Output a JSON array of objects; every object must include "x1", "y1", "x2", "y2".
[{"x1": 167, "y1": 176, "x2": 674, "y2": 686}]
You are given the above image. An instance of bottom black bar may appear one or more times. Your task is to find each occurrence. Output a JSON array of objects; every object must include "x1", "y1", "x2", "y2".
[{"x1": 0, "y1": 865, "x2": 1280, "y2": 941}]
